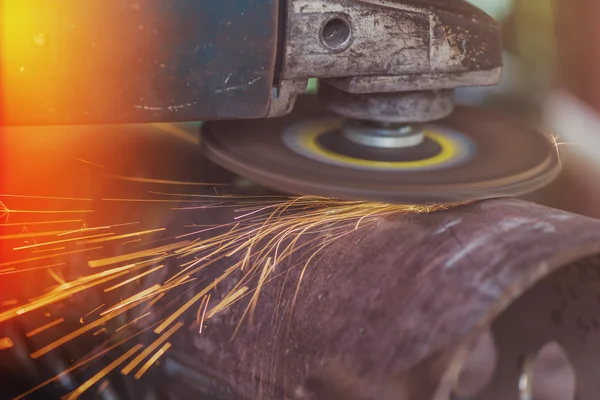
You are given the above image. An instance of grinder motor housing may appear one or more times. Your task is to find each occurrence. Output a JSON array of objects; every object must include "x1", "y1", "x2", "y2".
[{"x1": 1, "y1": 0, "x2": 502, "y2": 126}]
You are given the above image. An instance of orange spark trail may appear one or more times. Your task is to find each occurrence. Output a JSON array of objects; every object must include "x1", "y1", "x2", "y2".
[
  {"x1": 121, "y1": 322, "x2": 183, "y2": 375},
  {"x1": 154, "y1": 266, "x2": 237, "y2": 334},
  {"x1": 66, "y1": 344, "x2": 144, "y2": 400},
  {"x1": 74, "y1": 158, "x2": 105, "y2": 169},
  {"x1": 134, "y1": 342, "x2": 172, "y2": 379},
  {"x1": 115, "y1": 312, "x2": 151, "y2": 333},
  {"x1": 0, "y1": 337, "x2": 13, "y2": 351},
  {"x1": 107, "y1": 175, "x2": 227, "y2": 186},
  {"x1": 0, "y1": 247, "x2": 102, "y2": 268},
  {"x1": 196, "y1": 294, "x2": 210, "y2": 334},
  {"x1": 14, "y1": 324, "x2": 159, "y2": 400},
  {"x1": 26, "y1": 318, "x2": 65, "y2": 338},
  {"x1": 0, "y1": 220, "x2": 82, "y2": 227},
  {"x1": 30, "y1": 302, "x2": 141, "y2": 359},
  {"x1": 0, "y1": 263, "x2": 66, "y2": 277},
  {"x1": 0, "y1": 194, "x2": 93, "y2": 201},
  {"x1": 13, "y1": 232, "x2": 115, "y2": 250},
  {"x1": 82, "y1": 304, "x2": 105, "y2": 321},
  {"x1": 0, "y1": 206, "x2": 95, "y2": 215},
  {"x1": 31, "y1": 247, "x2": 67, "y2": 253},
  {"x1": 80, "y1": 228, "x2": 165, "y2": 244},
  {"x1": 104, "y1": 264, "x2": 166, "y2": 292},
  {"x1": 100, "y1": 285, "x2": 161, "y2": 316},
  {"x1": 57, "y1": 221, "x2": 139, "y2": 236},
  {"x1": 92, "y1": 328, "x2": 106, "y2": 337},
  {"x1": 207, "y1": 286, "x2": 249, "y2": 319},
  {"x1": 88, "y1": 241, "x2": 190, "y2": 268},
  {"x1": 0, "y1": 230, "x2": 71, "y2": 240}
]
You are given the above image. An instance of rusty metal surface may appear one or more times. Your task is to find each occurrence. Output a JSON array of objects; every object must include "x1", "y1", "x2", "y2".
[{"x1": 170, "y1": 198, "x2": 600, "y2": 399}]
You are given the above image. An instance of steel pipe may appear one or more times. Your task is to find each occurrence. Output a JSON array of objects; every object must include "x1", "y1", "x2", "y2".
[{"x1": 167, "y1": 198, "x2": 600, "y2": 400}]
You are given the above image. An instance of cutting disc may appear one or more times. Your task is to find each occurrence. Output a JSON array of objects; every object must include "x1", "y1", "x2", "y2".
[{"x1": 201, "y1": 95, "x2": 560, "y2": 203}]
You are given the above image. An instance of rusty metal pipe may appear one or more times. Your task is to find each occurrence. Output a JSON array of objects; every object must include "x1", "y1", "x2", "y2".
[{"x1": 168, "y1": 198, "x2": 600, "y2": 400}]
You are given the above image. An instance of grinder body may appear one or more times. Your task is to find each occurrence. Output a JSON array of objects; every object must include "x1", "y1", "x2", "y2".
[{"x1": 1, "y1": 0, "x2": 502, "y2": 126}]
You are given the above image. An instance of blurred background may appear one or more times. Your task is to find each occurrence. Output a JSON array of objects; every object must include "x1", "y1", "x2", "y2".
[{"x1": 463, "y1": 0, "x2": 600, "y2": 218}]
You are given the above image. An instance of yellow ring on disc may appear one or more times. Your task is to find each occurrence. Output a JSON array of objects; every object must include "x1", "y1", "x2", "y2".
[{"x1": 297, "y1": 121, "x2": 459, "y2": 170}]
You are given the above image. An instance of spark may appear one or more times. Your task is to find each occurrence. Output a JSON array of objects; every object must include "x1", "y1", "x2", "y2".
[
  {"x1": 148, "y1": 190, "x2": 286, "y2": 199},
  {"x1": 1, "y1": 300, "x2": 18, "y2": 307},
  {"x1": 108, "y1": 175, "x2": 227, "y2": 186},
  {"x1": 82, "y1": 304, "x2": 105, "y2": 320},
  {"x1": 88, "y1": 241, "x2": 189, "y2": 268},
  {"x1": 0, "y1": 263, "x2": 66, "y2": 277},
  {"x1": 115, "y1": 312, "x2": 151, "y2": 333},
  {"x1": 196, "y1": 294, "x2": 210, "y2": 334},
  {"x1": 0, "y1": 337, "x2": 13, "y2": 350},
  {"x1": 31, "y1": 246, "x2": 67, "y2": 253},
  {"x1": 92, "y1": 328, "x2": 106, "y2": 336},
  {"x1": 548, "y1": 132, "x2": 581, "y2": 168},
  {"x1": 100, "y1": 284, "x2": 161, "y2": 316},
  {"x1": 0, "y1": 220, "x2": 82, "y2": 227},
  {"x1": 154, "y1": 266, "x2": 237, "y2": 334},
  {"x1": 57, "y1": 221, "x2": 139, "y2": 236},
  {"x1": 121, "y1": 322, "x2": 183, "y2": 375},
  {"x1": 0, "y1": 201, "x2": 95, "y2": 215},
  {"x1": 134, "y1": 342, "x2": 172, "y2": 379},
  {"x1": 247, "y1": 257, "x2": 274, "y2": 326},
  {"x1": 30, "y1": 301, "x2": 141, "y2": 359},
  {"x1": 79, "y1": 228, "x2": 165, "y2": 244},
  {"x1": 13, "y1": 232, "x2": 115, "y2": 250},
  {"x1": 66, "y1": 344, "x2": 144, "y2": 400},
  {"x1": 74, "y1": 158, "x2": 105, "y2": 169},
  {"x1": 0, "y1": 230, "x2": 71, "y2": 240},
  {"x1": 48, "y1": 269, "x2": 65, "y2": 285},
  {"x1": 0, "y1": 247, "x2": 101, "y2": 268},
  {"x1": 207, "y1": 286, "x2": 249, "y2": 319},
  {"x1": 104, "y1": 265, "x2": 166, "y2": 292},
  {"x1": 122, "y1": 238, "x2": 143, "y2": 246},
  {"x1": 0, "y1": 263, "x2": 136, "y2": 324},
  {"x1": 142, "y1": 293, "x2": 166, "y2": 314},
  {"x1": 0, "y1": 194, "x2": 93, "y2": 201},
  {"x1": 26, "y1": 318, "x2": 65, "y2": 338},
  {"x1": 0, "y1": 191, "x2": 460, "y2": 399},
  {"x1": 14, "y1": 323, "x2": 158, "y2": 399}
]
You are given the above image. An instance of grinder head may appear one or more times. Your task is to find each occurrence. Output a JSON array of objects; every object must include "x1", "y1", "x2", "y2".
[
  {"x1": 202, "y1": 95, "x2": 560, "y2": 204},
  {"x1": 202, "y1": 0, "x2": 559, "y2": 203}
]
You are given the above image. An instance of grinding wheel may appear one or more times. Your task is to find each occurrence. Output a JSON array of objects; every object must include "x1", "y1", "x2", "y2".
[{"x1": 201, "y1": 95, "x2": 560, "y2": 203}]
